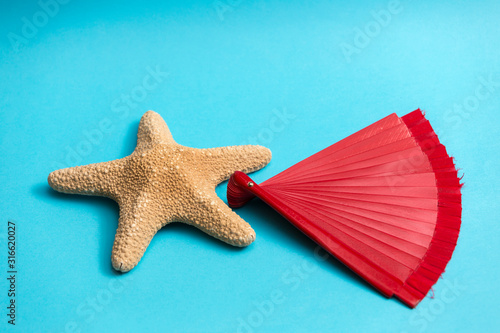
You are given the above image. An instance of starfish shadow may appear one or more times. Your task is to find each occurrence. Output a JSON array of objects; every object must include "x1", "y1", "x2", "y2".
[
  {"x1": 156, "y1": 222, "x2": 250, "y2": 253},
  {"x1": 237, "y1": 198, "x2": 382, "y2": 298},
  {"x1": 120, "y1": 120, "x2": 140, "y2": 157},
  {"x1": 31, "y1": 182, "x2": 122, "y2": 277}
]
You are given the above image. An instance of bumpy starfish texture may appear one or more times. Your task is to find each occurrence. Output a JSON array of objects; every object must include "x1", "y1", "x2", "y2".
[{"x1": 48, "y1": 111, "x2": 272, "y2": 272}]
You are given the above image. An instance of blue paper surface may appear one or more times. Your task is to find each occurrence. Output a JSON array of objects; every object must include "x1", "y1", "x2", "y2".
[{"x1": 1, "y1": 0, "x2": 499, "y2": 332}]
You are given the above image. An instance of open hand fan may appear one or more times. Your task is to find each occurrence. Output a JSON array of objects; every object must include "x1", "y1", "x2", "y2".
[{"x1": 227, "y1": 109, "x2": 462, "y2": 308}]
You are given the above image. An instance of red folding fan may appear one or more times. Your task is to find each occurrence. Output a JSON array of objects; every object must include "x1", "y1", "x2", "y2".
[{"x1": 227, "y1": 109, "x2": 462, "y2": 308}]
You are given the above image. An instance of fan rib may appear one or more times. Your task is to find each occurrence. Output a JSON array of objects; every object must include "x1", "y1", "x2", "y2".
[
  {"x1": 277, "y1": 192, "x2": 432, "y2": 256},
  {"x1": 265, "y1": 184, "x2": 440, "y2": 199},
  {"x1": 275, "y1": 186, "x2": 439, "y2": 201},
  {"x1": 268, "y1": 189, "x2": 435, "y2": 250},
  {"x1": 268, "y1": 188, "x2": 439, "y2": 233},
  {"x1": 269, "y1": 144, "x2": 433, "y2": 184},
  {"x1": 276, "y1": 194, "x2": 419, "y2": 280},
  {"x1": 269, "y1": 132, "x2": 420, "y2": 183},
  {"x1": 266, "y1": 172, "x2": 439, "y2": 188},
  {"x1": 270, "y1": 187, "x2": 438, "y2": 213}
]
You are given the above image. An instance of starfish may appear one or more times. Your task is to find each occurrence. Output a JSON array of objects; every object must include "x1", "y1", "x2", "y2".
[{"x1": 48, "y1": 111, "x2": 271, "y2": 272}]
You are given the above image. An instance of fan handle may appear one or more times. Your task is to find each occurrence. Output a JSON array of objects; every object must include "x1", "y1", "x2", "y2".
[{"x1": 227, "y1": 171, "x2": 258, "y2": 208}]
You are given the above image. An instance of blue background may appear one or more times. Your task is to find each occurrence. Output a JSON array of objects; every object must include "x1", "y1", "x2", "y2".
[{"x1": 1, "y1": 0, "x2": 499, "y2": 332}]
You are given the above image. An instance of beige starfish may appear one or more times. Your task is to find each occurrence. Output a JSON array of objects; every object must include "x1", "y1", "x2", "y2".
[{"x1": 48, "y1": 111, "x2": 271, "y2": 272}]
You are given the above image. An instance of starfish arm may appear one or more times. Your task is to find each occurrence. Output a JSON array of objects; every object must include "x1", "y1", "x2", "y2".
[
  {"x1": 111, "y1": 193, "x2": 171, "y2": 272},
  {"x1": 135, "y1": 110, "x2": 176, "y2": 153},
  {"x1": 200, "y1": 145, "x2": 272, "y2": 184},
  {"x1": 179, "y1": 191, "x2": 256, "y2": 247},
  {"x1": 48, "y1": 159, "x2": 127, "y2": 200}
]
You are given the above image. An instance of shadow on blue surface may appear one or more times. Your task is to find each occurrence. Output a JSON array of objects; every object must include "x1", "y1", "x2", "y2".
[
  {"x1": 157, "y1": 222, "x2": 250, "y2": 252},
  {"x1": 120, "y1": 120, "x2": 140, "y2": 157},
  {"x1": 32, "y1": 182, "x2": 122, "y2": 277},
  {"x1": 241, "y1": 198, "x2": 383, "y2": 300}
]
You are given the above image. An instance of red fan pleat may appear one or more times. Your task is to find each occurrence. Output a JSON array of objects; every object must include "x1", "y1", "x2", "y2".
[{"x1": 227, "y1": 109, "x2": 462, "y2": 308}]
